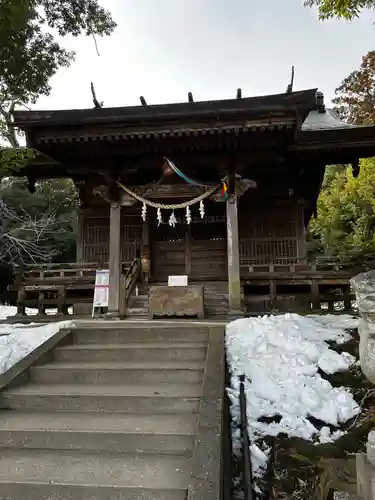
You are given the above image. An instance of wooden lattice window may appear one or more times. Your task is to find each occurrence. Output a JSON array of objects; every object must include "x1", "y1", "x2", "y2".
[{"x1": 83, "y1": 220, "x2": 109, "y2": 263}]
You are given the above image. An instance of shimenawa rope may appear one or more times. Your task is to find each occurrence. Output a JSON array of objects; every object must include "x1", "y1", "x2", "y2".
[{"x1": 116, "y1": 180, "x2": 219, "y2": 210}]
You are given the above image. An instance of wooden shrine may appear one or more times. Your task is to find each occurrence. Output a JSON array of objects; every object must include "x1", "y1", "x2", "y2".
[{"x1": 11, "y1": 88, "x2": 375, "y2": 317}]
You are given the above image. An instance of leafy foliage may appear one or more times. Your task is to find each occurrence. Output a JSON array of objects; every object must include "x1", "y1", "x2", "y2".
[
  {"x1": 0, "y1": 0, "x2": 116, "y2": 104},
  {"x1": 304, "y1": 0, "x2": 375, "y2": 20},
  {"x1": 332, "y1": 51, "x2": 375, "y2": 124},
  {"x1": 0, "y1": 0, "x2": 116, "y2": 178},
  {"x1": 308, "y1": 159, "x2": 375, "y2": 261},
  {"x1": 0, "y1": 0, "x2": 114, "y2": 269},
  {"x1": 307, "y1": 49, "x2": 375, "y2": 263},
  {"x1": 0, "y1": 148, "x2": 35, "y2": 179}
]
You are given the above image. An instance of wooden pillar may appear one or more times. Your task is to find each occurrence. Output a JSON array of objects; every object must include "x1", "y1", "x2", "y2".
[
  {"x1": 76, "y1": 209, "x2": 84, "y2": 264},
  {"x1": 185, "y1": 225, "x2": 192, "y2": 277},
  {"x1": 38, "y1": 269, "x2": 46, "y2": 316},
  {"x1": 141, "y1": 221, "x2": 150, "y2": 283},
  {"x1": 269, "y1": 264, "x2": 277, "y2": 310},
  {"x1": 16, "y1": 285, "x2": 26, "y2": 317},
  {"x1": 108, "y1": 202, "x2": 122, "y2": 316},
  {"x1": 226, "y1": 195, "x2": 242, "y2": 314},
  {"x1": 311, "y1": 280, "x2": 320, "y2": 311}
]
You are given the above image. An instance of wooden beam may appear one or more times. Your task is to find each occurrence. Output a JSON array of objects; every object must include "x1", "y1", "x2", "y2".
[
  {"x1": 236, "y1": 88, "x2": 242, "y2": 99},
  {"x1": 140, "y1": 96, "x2": 147, "y2": 106},
  {"x1": 108, "y1": 202, "x2": 122, "y2": 316},
  {"x1": 188, "y1": 92, "x2": 194, "y2": 103},
  {"x1": 226, "y1": 196, "x2": 242, "y2": 314}
]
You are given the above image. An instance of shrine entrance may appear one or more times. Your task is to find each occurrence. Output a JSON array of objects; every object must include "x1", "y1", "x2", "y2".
[
  {"x1": 152, "y1": 221, "x2": 186, "y2": 281},
  {"x1": 151, "y1": 207, "x2": 227, "y2": 283}
]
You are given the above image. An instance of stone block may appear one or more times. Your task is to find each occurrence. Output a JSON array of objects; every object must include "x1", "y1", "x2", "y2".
[{"x1": 149, "y1": 285, "x2": 204, "y2": 319}]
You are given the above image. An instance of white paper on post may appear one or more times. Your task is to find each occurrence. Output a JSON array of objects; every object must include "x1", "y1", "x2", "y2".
[
  {"x1": 168, "y1": 275, "x2": 188, "y2": 287},
  {"x1": 93, "y1": 269, "x2": 110, "y2": 307}
]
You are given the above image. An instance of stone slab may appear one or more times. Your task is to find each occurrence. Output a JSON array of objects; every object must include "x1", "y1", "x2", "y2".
[
  {"x1": 188, "y1": 326, "x2": 225, "y2": 500},
  {"x1": 0, "y1": 449, "x2": 191, "y2": 489},
  {"x1": 149, "y1": 285, "x2": 204, "y2": 319}
]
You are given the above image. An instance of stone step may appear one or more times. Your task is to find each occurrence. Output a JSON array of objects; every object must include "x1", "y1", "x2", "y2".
[
  {"x1": 127, "y1": 305, "x2": 148, "y2": 311},
  {"x1": 0, "y1": 450, "x2": 189, "y2": 500},
  {"x1": 205, "y1": 296, "x2": 228, "y2": 300},
  {"x1": 205, "y1": 293, "x2": 229, "y2": 298},
  {"x1": 206, "y1": 306, "x2": 228, "y2": 312},
  {"x1": 128, "y1": 301, "x2": 148, "y2": 307},
  {"x1": 53, "y1": 343, "x2": 207, "y2": 363},
  {"x1": 126, "y1": 307, "x2": 148, "y2": 316},
  {"x1": 0, "y1": 412, "x2": 196, "y2": 454},
  {"x1": 0, "y1": 483, "x2": 187, "y2": 500},
  {"x1": 30, "y1": 361, "x2": 205, "y2": 385},
  {"x1": 73, "y1": 326, "x2": 209, "y2": 344},
  {"x1": 128, "y1": 297, "x2": 148, "y2": 303},
  {"x1": 1, "y1": 383, "x2": 201, "y2": 413}
]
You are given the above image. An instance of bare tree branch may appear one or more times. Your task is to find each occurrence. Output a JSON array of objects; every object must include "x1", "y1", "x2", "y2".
[
  {"x1": 0, "y1": 198, "x2": 73, "y2": 265},
  {"x1": 92, "y1": 33, "x2": 100, "y2": 56}
]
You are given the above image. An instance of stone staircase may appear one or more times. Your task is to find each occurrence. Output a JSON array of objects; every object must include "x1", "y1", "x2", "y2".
[
  {"x1": 0, "y1": 323, "x2": 213, "y2": 500},
  {"x1": 199, "y1": 281, "x2": 230, "y2": 317},
  {"x1": 126, "y1": 284, "x2": 149, "y2": 317}
]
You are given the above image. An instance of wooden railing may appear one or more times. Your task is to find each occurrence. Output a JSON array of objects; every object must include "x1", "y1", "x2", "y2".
[
  {"x1": 13, "y1": 260, "x2": 141, "y2": 317},
  {"x1": 239, "y1": 258, "x2": 375, "y2": 281},
  {"x1": 13, "y1": 262, "x2": 99, "y2": 316},
  {"x1": 120, "y1": 257, "x2": 141, "y2": 316},
  {"x1": 10, "y1": 257, "x2": 371, "y2": 317},
  {"x1": 240, "y1": 258, "x2": 364, "y2": 314}
]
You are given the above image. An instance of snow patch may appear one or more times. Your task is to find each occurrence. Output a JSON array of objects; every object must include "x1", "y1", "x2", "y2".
[
  {"x1": 226, "y1": 313, "x2": 360, "y2": 475},
  {"x1": 0, "y1": 306, "x2": 73, "y2": 375}
]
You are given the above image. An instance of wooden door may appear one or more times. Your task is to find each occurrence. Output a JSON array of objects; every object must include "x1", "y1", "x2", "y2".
[
  {"x1": 151, "y1": 214, "x2": 227, "y2": 282},
  {"x1": 152, "y1": 224, "x2": 186, "y2": 282},
  {"x1": 190, "y1": 216, "x2": 227, "y2": 280}
]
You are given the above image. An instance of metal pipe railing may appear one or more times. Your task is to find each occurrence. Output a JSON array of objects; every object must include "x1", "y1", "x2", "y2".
[{"x1": 239, "y1": 374, "x2": 255, "y2": 500}]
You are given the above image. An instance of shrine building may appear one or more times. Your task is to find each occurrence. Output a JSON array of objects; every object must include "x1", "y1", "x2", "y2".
[{"x1": 12, "y1": 88, "x2": 375, "y2": 318}]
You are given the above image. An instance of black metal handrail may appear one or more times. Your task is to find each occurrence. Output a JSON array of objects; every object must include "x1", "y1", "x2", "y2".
[
  {"x1": 239, "y1": 374, "x2": 254, "y2": 500},
  {"x1": 222, "y1": 350, "x2": 233, "y2": 500}
]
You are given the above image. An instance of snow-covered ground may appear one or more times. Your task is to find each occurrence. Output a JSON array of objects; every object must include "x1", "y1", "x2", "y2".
[
  {"x1": 226, "y1": 313, "x2": 360, "y2": 475},
  {"x1": 0, "y1": 306, "x2": 71, "y2": 320},
  {"x1": 0, "y1": 305, "x2": 73, "y2": 376}
]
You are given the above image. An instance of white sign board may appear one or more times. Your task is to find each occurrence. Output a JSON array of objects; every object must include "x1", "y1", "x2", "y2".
[
  {"x1": 93, "y1": 269, "x2": 110, "y2": 307},
  {"x1": 168, "y1": 275, "x2": 188, "y2": 287}
]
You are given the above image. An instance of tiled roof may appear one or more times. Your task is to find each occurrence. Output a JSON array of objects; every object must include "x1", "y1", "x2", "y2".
[{"x1": 13, "y1": 89, "x2": 318, "y2": 128}]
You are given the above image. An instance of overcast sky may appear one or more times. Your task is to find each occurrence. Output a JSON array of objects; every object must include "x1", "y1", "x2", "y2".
[{"x1": 35, "y1": 0, "x2": 374, "y2": 110}]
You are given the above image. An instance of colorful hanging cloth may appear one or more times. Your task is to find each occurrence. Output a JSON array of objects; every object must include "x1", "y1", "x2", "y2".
[
  {"x1": 164, "y1": 157, "x2": 229, "y2": 200},
  {"x1": 164, "y1": 157, "x2": 216, "y2": 188},
  {"x1": 220, "y1": 182, "x2": 229, "y2": 201}
]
